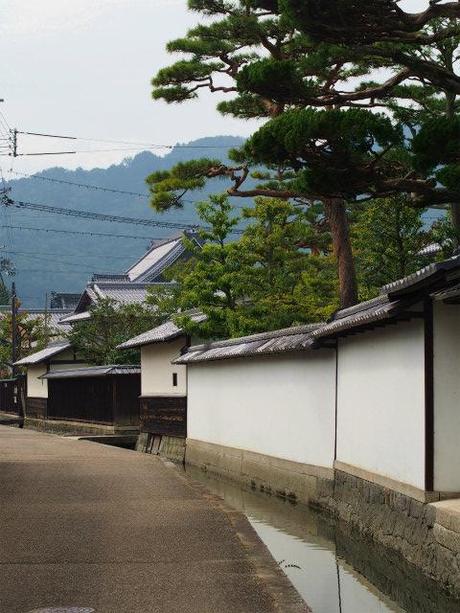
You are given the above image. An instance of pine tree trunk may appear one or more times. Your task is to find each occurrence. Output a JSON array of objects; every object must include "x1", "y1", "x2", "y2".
[{"x1": 324, "y1": 198, "x2": 358, "y2": 308}]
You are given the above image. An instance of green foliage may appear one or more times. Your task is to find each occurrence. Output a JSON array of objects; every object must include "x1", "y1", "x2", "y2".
[
  {"x1": 0, "y1": 307, "x2": 50, "y2": 376},
  {"x1": 146, "y1": 158, "x2": 222, "y2": 211},
  {"x1": 148, "y1": 195, "x2": 338, "y2": 339},
  {"x1": 67, "y1": 298, "x2": 161, "y2": 365},
  {"x1": 352, "y1": 196, "x2": 431, "y2": 299},
  {"x1": 241, "y1": 108, "x2": 403, "y2": 198}
]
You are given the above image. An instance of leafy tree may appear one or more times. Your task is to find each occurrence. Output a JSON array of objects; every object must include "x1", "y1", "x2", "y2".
[
  {"x1": 234, "y1": 197, "x2": 337, "y2": 331},
  {"x1": 148, "y1": 194, "x2": 337, "y2": 338},
  {"x1": 148, "y1": 0, "x2": 460, "y2": 308},
  {"x1": 150, "y1": 194, "x2": 246, "y2": 339},
  {"x1": 352, "y1": 196, "x2": 431, "y2": 299},
  {"x1": 67, "y1": 298, "x2": 160, "y2": 365},
  {"x1": 0, "y1": 306, "x2": 50, "y2": 376}
]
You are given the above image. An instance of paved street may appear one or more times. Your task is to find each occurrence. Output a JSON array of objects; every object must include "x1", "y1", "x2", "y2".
[{"x1": 0, "y1": 426, "x2": 306, "y2": 613}]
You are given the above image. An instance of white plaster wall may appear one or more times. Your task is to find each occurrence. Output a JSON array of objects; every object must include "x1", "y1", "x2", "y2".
[
  {"x1": 141, "y1": 337, "x2": 187, "y2": 397},
  {"x1": 433, "y1": 302, "x2": 460, "y2": 492},
  {"x1": 27, "y1": 364, "x2": 48, "y2": 398},
  {"x1": 337, "y1": 319, "x2": 426, "y2": 490},
  {"x1": 187, "y1": 351, "x2": 336, "y2": 468}
]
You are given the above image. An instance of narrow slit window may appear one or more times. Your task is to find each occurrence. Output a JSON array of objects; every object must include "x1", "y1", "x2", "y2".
[{"x1": 172, "y1": 372, "x2": 178, "y2": 387}]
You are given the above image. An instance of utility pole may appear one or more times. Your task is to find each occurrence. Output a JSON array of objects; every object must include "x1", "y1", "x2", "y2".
[
  {"x1": 12, "y1": 128, "x2": 17, "y2": 158},
  {"x1": 11, "y1": 281, "x2": 18, "y2": 376}
]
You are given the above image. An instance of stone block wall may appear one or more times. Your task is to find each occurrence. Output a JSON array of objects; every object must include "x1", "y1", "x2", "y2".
[{"x1": 318, "y1": 470, "x2": 460, "y2": 599}]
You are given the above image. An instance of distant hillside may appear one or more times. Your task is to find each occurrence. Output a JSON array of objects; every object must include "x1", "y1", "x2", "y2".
[{"x1": 3, "y1": 136, "x2": 246, "y2": 307}]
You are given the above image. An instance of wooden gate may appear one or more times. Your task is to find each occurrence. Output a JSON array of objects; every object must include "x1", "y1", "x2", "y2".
[{"x1": 0, "y1": 376, "x2": 26, "y2": 416}]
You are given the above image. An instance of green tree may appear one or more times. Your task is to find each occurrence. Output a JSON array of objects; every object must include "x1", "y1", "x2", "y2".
[
  {"x1": 151, "y1": 194, "x2": 246, "y2": 339},
  {"x1": 0, "y1": 307, "x2": 49, "y2": 376},
  {"x1": 148, "y1": 0, "x2": 460, "y2": 308},
  {"x1": 352, "y1": 196, "x2": 431, "y2": 299},
  {"x1": 234, "y1": 197, "x2": 337, "y2": 332},
  {"x1": 148, "y1": 194, "x2": 338, "y2": 338},
  {"x1": 67, "y1": 298, "x2": 160, "y2": 365}
]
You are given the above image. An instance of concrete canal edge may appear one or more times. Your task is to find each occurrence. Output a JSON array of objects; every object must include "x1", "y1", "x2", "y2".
[
  {"x1": 160, "y1": 458, "x2": 311, "y2": 613},
  {"x1": 184, "y1": 439, "x2": 460, "y2": 600}
]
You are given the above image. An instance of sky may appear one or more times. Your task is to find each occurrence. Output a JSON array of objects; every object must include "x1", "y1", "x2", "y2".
[{"x1": 0, "y1": 0, "x2": 431, "y2": 173}]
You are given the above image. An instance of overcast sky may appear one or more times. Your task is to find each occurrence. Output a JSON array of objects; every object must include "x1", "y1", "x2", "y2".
[{"x1": 0, "y1": 0, "x2": 429, "y2": 173}]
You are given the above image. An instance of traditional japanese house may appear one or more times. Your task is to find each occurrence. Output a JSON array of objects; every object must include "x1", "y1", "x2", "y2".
[
  {"x1": 60, "y1": 231, "x2": 200, "y2": 325},
  {"x1": 14, "y1": 340, "x2": 85, "y2": 426},
  {"x1": 39, "y1": 365, "x2": 141, "y2": 435},
  {"x1": 117, "y1": 314, "x2": 205, "y2": 459}
]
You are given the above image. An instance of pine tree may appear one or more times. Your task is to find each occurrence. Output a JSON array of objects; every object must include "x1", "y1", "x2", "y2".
[{"x1": 148, "y1": 0, "x2": 460, "y2": 308}]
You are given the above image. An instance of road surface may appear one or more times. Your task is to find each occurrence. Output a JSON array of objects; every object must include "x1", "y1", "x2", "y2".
[{"x1": 0, "y1": 426, "x2": 306, "y2": 613}]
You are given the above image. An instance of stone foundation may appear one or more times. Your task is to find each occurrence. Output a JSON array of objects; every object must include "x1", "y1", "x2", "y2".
[
  {"x1": 185, "y1": 439, "x2": 334, "y2": 507},
  {"x1": 318, "y1": 469, "x2": 460, "y2": 599},
  {"x1": 24, "y1": 417, "x2": 138, "y2": 437},
  {"x1": 137, "y1": 432, "x2": 186, "y2": 463},
  {"x1": 185, "y1": 439, "x2": 460, "y2": 600}
]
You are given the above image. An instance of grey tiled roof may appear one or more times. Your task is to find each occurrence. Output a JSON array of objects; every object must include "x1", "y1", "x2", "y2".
[
  {"x1": 14, "y1": 341, "x2": 71, "y2": 366},
  {"x1": 173, "y1": 323, "x2": 324, "y2": 364},
  {"x1": 117, "y1": 313, "x2": 206, "y2": 349},
  {"x1": 311, "y1": 296, "x2": 406, "y2": 340},
  {"x1": 125, "y1": 231, "x2": 200, "y2": 283},
  {"x1": 40, "y1": 364, "x2": 140, "y2": 379},
  {"x1": 59, "y1": 311, "x2": 92, "y2": 324},
  {"x1": 381, "y1": 253, "x2": 460, "y2": 296}
]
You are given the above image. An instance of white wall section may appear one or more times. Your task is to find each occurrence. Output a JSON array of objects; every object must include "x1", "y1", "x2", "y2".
[
  {"x1": 141, "y1": 337, "x2": 187, "y2": 397},
  {"x1": 27, "y1": 364, "x2": 48, "y2": 398},
  {"x1": 187, "y1": 351, "x2": 336, "y2": 468},
  {"x1": 433, "y1": 302, "x2": 460, "y2": 492},
  {"x1": 336, "y1": 320, "x2": 426, "y2": 490}
]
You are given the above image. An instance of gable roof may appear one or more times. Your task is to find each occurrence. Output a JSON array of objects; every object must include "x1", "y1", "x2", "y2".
[
  {"x1": 314, "y1": 253, "x2": 460, "y2": 341},
  {"x1": 173, "y1": 323, "x2": 324, "y2": 364},
  {"x1": 117, "y1": 312, "x2": 206, "y2": 350},
  {"x1": 14, "y1": 340, "x2": 72, "y2": 366},
  {"x1": 125, "y1": 230, "x2": 200, "y2": 282}
]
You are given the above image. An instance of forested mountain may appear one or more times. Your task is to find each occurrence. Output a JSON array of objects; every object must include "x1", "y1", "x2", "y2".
[{"x1": 2, "y1": 136, "x2": 245, "y2": 307}]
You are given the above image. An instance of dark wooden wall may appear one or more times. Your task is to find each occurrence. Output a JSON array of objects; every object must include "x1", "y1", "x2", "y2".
[
  {"x1": 112, "y1": 374, "x2": 141, "y2": 426},
  {"x1": 47, "y1": 377, "x2": 113, "y2": 424},
  {"x1": 140, "y1": 396, "x2": 187, "y2": 437},
  {"x1": 26, "y1": 397, "x2": 47, "y2": 420},
  {"x1": 46, "y1": 374, "x2": 141, "y2": 426},
  {"x1": 0, "y1": 377, "x2": 26, "y2": 416}
]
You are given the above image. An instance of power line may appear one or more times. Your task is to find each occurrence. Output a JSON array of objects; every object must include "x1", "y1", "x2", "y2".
[
  {"x1": 2, "y1": 196, "x2": 202, "y2": 230},
  {"x1": 16, "y1": 130, "x2": 238, "y2": 149},
  {"x1": 9, "y1": 169, "x2": 153, "y2": 200},
  {"x1": 6, "y1": 249, "x2": 144, "y2": 260},
  {"x1": 0, "y1": 195, "x2": 245, "y2": 234},
  {"x1": 0, "y1": 224, "x2": 160, "y2": 240},
  {"x1": 7, "y1": 169, "x2": 250, "y2": 210}
]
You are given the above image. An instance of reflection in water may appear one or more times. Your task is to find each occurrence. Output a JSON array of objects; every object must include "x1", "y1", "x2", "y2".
[{"x1": 186, "y1": 467, "x2": 460, "y2": 613}]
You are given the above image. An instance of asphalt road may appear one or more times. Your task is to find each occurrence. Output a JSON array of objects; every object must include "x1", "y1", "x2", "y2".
[{"x1": 0, "y1": 426, "x2": 307, "y2": 613}]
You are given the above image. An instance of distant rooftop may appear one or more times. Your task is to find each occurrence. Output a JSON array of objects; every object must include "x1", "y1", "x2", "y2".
[
  {"x1": 14, "y1": 340, "x2": 71, "y2": 366},
  {"x1": 40, "y1": 364, "x2": 141, "y2": 379}
]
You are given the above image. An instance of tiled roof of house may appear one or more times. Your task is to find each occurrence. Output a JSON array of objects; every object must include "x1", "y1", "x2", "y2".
[
  {"x1": 381, "y1": 253, "x2": 460, "y2": 297},
  {"x1": 117, "y1": 312, "x2": 206, "y2": 349},
  {"x1": 125, "y1": 231, "x2": 200, "y2": 283},
  {"x1": 40, "y1": 364, "x2": 140, "y2": 379},
  {"x1": 59, "y1": 311, "x2": 92, "y2": 324},
  {"x1": 14, "y1": 340, "x2": 71, "y2": 366},
  {"x1": 173, "y1": 323, "x2": 324, "y2": 364}
]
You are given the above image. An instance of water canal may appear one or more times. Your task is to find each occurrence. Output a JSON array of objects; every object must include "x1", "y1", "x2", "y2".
[{"x1": 185, "y1": 466, "x2": 460, "y2": 613}]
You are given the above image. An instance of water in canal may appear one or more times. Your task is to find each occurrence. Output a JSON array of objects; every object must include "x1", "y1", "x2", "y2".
[{"x1": 186, "y1": 466, "x2": 460, "y2": 613}]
